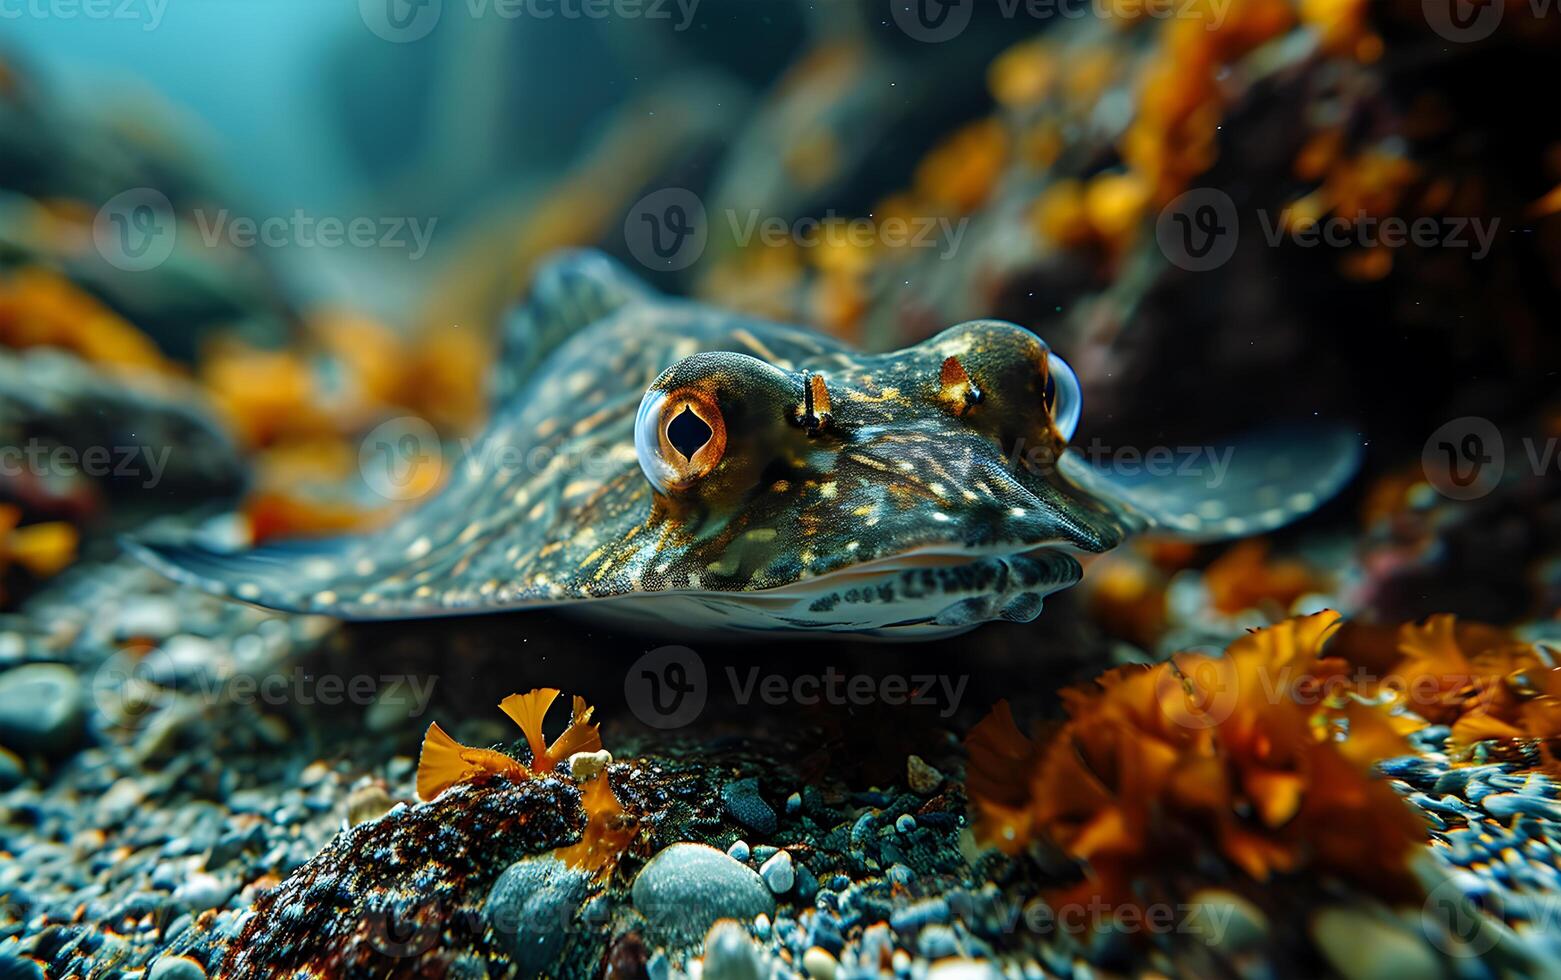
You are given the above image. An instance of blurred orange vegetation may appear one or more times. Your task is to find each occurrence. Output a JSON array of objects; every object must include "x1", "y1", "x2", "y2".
[
  {"x1": 1390, "y1": 614, "x2": 1561, "y2": 757},
  {"x1": 417, "y1": 688, "x2": 635, "y2": 878},
  {"x1": 1202, "y1": 539, "x2": 1327, "y2": 616},
  {"x1": 0, "y1": 267, "x2": 182, "y2": 377},
  {"x1": 1085, "y1": 537, "x2": 1327, "y2": 649},
  {"x1": 0, "y1": 504, "x2": 77, "y2": 601},
  {"x1": 196, "y1": 312, "x2": 486, "y2": 540},
  {"x1": 966, "y1": 611, "x2": 1428, "y2": 909},
  {"x1": 200, "y1": 312, "x2": 486, "y2": 449}
]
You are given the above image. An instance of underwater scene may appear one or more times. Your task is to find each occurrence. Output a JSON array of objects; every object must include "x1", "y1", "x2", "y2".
[{"x1": 0, "y1": 0, "x2": 1559, "y2": 977}]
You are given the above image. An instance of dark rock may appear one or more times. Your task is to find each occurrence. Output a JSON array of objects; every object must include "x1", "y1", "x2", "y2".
[{"x1": 722, "y1": 778, "x2": 777, "y2": 837}]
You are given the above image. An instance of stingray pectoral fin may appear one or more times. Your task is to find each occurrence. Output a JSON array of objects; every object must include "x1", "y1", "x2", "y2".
[
  {"x1": 492, "y1": 249, "x2": 656, "y2": 404},
  {"x1": 123, "y1": 534, "x2": 380, "y2": 616},
  {"x1": 1056, "y1": 425, "x2": 1362, "y2": 541}
]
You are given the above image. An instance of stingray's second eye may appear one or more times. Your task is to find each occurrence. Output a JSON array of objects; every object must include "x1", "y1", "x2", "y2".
[
  {"x1": 635, "y1": 386, "x2": 727, "y2": 493},
  {"x1": 1045, "y1": 351, "x2": 1081, "y2": 443}
]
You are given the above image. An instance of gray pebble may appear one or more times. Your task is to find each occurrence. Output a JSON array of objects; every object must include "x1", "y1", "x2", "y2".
[
  {"x1": 631, "y1": 843, "x2": 775, "y2": 943},
  {"x1": 173, "y1": 872, "x2": 231, "y2": 911},
  {"x1": 0, "y1": 663, "x2": 83, "y2": 754},
  {"x1": 148, "y1": 955, "x2": 208, "y2": 980},
  {"x1": 760, "y1": 850, "x2": 795, "y2": 894},
  {"x1": 703, "y1": 919, "x2": 765, "y2": 980},
  {"x1": 486, "y1": 855, "x2": 590, "y2": 973}
]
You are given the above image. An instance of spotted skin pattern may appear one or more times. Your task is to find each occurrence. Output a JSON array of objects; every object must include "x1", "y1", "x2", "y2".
[{"x1": 132, "y1": 251, "x2": 1358, "y2": 638}]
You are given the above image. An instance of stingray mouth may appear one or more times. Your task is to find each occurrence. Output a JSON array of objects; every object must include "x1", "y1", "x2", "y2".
[{"x1": 701, "y1": 545, "x2": 1086, "y2": 636}]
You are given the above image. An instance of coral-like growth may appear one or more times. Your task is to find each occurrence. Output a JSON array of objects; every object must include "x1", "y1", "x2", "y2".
[
  {"x1": 499, "y1": 688, "x2": 602, "y2": 773},
  {"x1": 967, "y1": 611, "x2": 1427, "y2": 908},
  {"x1": 416, "y1": 688, "x2": 603, "y2": 801},
  {"x1": 554, "y1": 774, "x2": 637, "y2": 877},
  {"x1": 415, "y1": 722, "x2": 531, "y2": 801},
  {"x1": 1390, "y1": 614, "x2": 1561, "y2": 756}
]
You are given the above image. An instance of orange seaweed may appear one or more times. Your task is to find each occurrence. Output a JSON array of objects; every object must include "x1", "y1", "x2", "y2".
[{"x1": 966, "y1": 611, "x2": 1427, "y2": 910}]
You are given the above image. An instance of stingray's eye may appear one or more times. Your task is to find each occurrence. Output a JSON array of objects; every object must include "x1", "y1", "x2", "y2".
[
  {"x1": 635, "y1": 386, "x2": 727, "y2": 493},
  {"x1": 1045, "y1": 351, "x2": 1082, "y2": 443}
]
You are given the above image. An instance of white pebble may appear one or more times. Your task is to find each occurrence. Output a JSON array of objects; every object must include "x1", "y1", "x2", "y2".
[{"x1": 759, "y1": 849, "x2": 794, "y2": 894}]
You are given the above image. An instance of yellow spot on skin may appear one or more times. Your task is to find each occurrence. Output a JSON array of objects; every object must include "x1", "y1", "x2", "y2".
[
  {"x1": 529, "y1": 502, "x2": 547, "y2": 521},
  {"x1": 742, "y1": 528, "x2": 778, "y2": 543},
  {"x1": 846, "y1": 541, "x2": 860, "y2": 552},
  {"x1": 1010, "y1": 507, "x2": 1027, "y2": 518},
  {"x1": 236, "y1": 583, "x2": 261, "y2": 600},
  {"x1": 535, "y1": 417, "x2": 559, "y2": 438},
  {"x1": 407, "y1": 537, "x2": 431, "y2": 559},
  {"x1": 354, "y1": 559, "x2": 376, "y2": 576},
  {"x1": 818, "y1": 482, "x2": 838, "y2": 500},
  {"x1": 458, "y1": 523, "x2": 481, "y2": 544},
  {"x1": 563, "y1": 480, "x2": 600, "y2": 500},
  {"x1": 360, "y1": 593, "x2": 379, "y2": 604},
  {"x1": 772, "y1": 480, "x2": 791, "y2": 493},
  {"x1": 513, "y1": 487, "x2": 531, "y2": 506},
  {"x1": 314, "y1": 591, "x2": 338, "y2": 606},
  {"x1": 932, "y1": 512, "x2": 951, "y2": 522}
]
